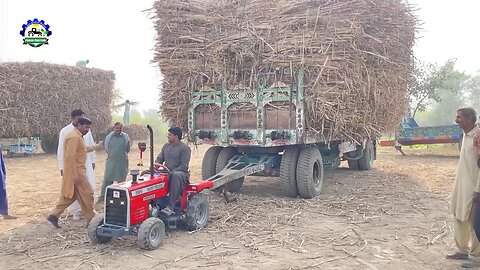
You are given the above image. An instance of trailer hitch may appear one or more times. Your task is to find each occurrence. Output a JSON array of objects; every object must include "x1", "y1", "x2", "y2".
[{"x1": 221, "y1": 187, "x2": 237, "y2": 203}]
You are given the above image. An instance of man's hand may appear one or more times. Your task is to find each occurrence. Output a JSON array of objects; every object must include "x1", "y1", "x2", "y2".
[
  {"x1": 473, "y1": 192, "x2": 480, "y2": 204},
  {"x1": 92, "y1": 163, "x2": 96, "y2": 170},
  {"x1": 60, "y1": 170, "x2": 63, "y2": 176}
]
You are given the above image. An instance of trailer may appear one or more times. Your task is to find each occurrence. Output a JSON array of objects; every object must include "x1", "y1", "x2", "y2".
[
  {"x1": 1, "y1": 137, "x2": 41, "y2": 157},
  {"x1": 379, "y1": 117, "x2": 463, "y2": 151},
  {"x1": 188, "y1": 70, "x2": 376, "y2": 199}
]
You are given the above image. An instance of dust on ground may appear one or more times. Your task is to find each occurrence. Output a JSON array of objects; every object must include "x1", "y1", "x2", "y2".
[{"x1": 0, "y1": 144, "x2": 464, "y2": 269}]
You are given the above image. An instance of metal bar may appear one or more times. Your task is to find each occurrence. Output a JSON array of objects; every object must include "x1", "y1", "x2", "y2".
[{"x1": 207, "y1": 163, "x2": 266, "y2": 190}]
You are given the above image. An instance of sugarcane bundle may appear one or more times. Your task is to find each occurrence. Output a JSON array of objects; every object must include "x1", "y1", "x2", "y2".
[
  {"x1": 0, "y1": 62, "x2": 115, "y2": 140},
  {"x1": 151, "y1": 0, "x2": 417, "y2": 141}
]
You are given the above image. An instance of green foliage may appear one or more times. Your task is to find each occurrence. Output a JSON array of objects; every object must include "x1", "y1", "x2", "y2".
[
  {"x1": 112, "y1": 88, "x2": 124, "y2": 114},
  {"x1": 409, "y1": 59, "x2": 469, "y2": 117},
  {"x1": 465, "y1": 74, "x2": 480, "y2": 114},
  {"x1": 112, "y1": 110, "x2": 169, "y2": 143}
]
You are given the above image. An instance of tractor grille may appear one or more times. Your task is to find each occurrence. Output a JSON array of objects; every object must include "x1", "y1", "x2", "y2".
[{"x1": 105, "y1": 188, "x2": 128, "y2": 227}]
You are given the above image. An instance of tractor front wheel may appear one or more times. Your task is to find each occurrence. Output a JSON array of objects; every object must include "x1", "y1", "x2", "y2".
[
  {"x1": 184, "y1": 192, "x2": 210, "y2": 231},
  {"x1": 87, "y1": 214, "x2": 112, "y2": 244},
  {"x1": 137, "y1": 217, "x2": 165, "y2": 250}
]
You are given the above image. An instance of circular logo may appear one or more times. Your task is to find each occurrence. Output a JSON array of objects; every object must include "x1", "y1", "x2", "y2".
[{"x1": 19, "y1": 18, "x2": 52, "y2": 48}]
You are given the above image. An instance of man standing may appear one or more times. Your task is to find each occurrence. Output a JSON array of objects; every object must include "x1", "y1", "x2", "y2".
[
  {"x1": 155, "y1": 127, "x2": 191, "y2": 216},
  {"x1": 447, "y1": 107, "x2": 480, "y2": 268},
  {"x1": 57, "y1": 109, "x2": 96, "y2": 220},
  {"x1": 47, "y1": 118, "x2": 102, "y2": 228},
  {"x1": 97, "y1": 122, "x2": 131, "y2": 203},
  {"x1": 0, "y1": 147, "x2": 17, "y2": 220}
]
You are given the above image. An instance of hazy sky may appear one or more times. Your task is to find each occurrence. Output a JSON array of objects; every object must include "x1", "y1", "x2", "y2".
[{"x1": 1, "y1": 0, "x2": 479, "y2": 113}]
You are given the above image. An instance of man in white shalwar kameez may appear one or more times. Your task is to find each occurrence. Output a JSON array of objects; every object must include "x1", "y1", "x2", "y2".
[
  {"x1": 447, "y1": 107, "x2": 480, "y2": 268},
  {"x1": 57, "y1": 109, "x2": 96, "y2": 220}
]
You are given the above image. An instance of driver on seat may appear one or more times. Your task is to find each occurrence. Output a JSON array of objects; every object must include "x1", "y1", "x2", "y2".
[{"x1": 155, "y1": 127, "x2": 191, "y2": 216}]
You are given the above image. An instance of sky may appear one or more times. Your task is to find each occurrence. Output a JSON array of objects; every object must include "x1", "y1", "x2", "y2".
[{"x1": 1, "y1": 0, "x2": 479, "y2": 113}]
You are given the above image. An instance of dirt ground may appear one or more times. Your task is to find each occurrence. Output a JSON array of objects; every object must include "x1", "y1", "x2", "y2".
[{"x1": 0, "y1": 144, "x2": 466, "y2": 269}]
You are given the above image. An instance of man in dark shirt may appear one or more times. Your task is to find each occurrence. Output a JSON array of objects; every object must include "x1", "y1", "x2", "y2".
[{"x1": 155, "y1": 127, "x2": 191, "y2": 215}]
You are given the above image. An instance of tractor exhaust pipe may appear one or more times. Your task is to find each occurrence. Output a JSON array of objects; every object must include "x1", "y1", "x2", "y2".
[{"x1": 147, "y1": 125, "x2": 154, "y2": 179}]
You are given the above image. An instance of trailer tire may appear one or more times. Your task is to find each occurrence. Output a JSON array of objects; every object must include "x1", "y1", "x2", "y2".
[
  {"x1": 347, "y1": 159, "x2": 359, "y2": 170},
  {"x1": 202, "y1": 146, "x2": 223, "y2": 180},
  {"x1": 296, "y1": 147, "x2": 324, "y2": 199},
  {"x1": 358, "y1": 140, "x2": 374, "y2": 171},
  {"x1": 87, "y1": 214, "x2": 112, "y2": 244},
  {"x1": 137, "y1": 217, "x2": 165, "y2": 250},
  {"x1": 216, "y1": 147, "x2": 244, "y2": 193},
  {"x1": 280, "y1": 147, "x2": 300, "y2": 197},
  {"x1": 40, "y1": 138, "x2": 58, "y2": 154},
  {"x1": 184, "y1": 193, "x2": 210, "y2": 231}
]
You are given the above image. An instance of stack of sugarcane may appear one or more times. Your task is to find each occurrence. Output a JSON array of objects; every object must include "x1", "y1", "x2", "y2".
[
  {"x1": 151, "y1": 0, "x2": 417, "y2": 141},
  {"x1": 0, "y1": 62, "x2": 115, "y2": 140}
]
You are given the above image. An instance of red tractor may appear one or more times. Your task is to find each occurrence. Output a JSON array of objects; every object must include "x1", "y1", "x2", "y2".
[{"x1": 88, "y1": 125, "x2": 213, "y2": 250}]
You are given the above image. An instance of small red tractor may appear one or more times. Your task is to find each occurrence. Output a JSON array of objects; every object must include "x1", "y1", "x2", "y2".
[{"x1": 88, "y1": 125, "x2": 213, "y2": 250}]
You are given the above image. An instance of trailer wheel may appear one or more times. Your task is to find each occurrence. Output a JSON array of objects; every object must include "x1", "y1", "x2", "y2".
[
  {"x1": 202, "y1": 146, "x2": 223, "y2": 180},
  {"x1": 138, "y1": 217, "x2": 165, "y2": 250},
  {"x1": 347, "y1": 159, "x2": 359, "y2": 170},
  {"x1": 357, "y1": 140, "x2": 374, "y2": 170},
  {"x1": 216, "y1": 147, "x2": 244, "y2": 193},
  {"x1": 40, "y1": 138, "x2": 58, "y2": 154},
  {"x1": 280, "y1": 147, "x2": 300, "y2": 197},
  {"x1": 87, "y1": 214, "x2": 112, "y2": 244},
  {"x1": 184, "y1": 193, "x2": 210, "y2": 231},
  {"x1": 296, "y1": 147, "x2": 324, "y2": 199}
]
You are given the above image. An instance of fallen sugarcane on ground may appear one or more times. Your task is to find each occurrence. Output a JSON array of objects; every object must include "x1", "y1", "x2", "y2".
[{"x1": 0, "y1": 145, "x2": 464, "y2": 269}]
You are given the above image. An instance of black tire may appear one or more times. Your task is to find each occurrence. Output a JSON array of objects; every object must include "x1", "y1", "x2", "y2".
[
  {"x1": 280, "y1": 147, "x2": 300, "y2": 197},
  {"x1": 184, "y1": 193, "x2": 210, "y2": 231},
  {"x1": 347, "y1": 159, "x2": 359, "y2": 170},
  {"x1": 137, "y1": 217, "x2": 165, "y2": 250},
  {"x1": 296, "y1": 147, "x2": 324, "y2": 199},
  {"x1": 87, "y1": 214, "x2": 112, "y2": 244},
  {"x1": 202, "y1": 146, "x2": 223, "y2": 180},
  {"x1": 216, "y1": 147, "x2": 244, "y2": 193},
  {"x1": 358, "y1": 140, "x2": 374, "y2": 171},
  {"x1": 40, "y1": 138, "x2": 58, "y2": 154}
]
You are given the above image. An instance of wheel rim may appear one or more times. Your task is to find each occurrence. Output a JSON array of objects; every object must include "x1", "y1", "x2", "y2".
[
  {"x1": 195, "y1": 203, "x2": 208, "y2": 226},
  {"x1": 149, "y1": 224, "x2": 162, "y2": 246}
]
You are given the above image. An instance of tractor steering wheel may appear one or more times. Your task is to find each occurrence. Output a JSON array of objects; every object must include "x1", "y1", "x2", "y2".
[
  {"x1": 154, "y1": 163, "x2": 170, "y2": 175},
  {"x1": 140, "y1": 164, "x2": 170, "y2": 177}
]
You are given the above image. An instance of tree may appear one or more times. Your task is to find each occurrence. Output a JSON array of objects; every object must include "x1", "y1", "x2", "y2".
[
  {"x1": 408, "y1": 59, "x2": 469, "y2": 118},
  {"x1": 465, "y1": 74, "x2": 480, "y2": 113}
]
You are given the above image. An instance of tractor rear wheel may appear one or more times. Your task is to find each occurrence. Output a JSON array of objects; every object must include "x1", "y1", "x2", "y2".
[
  {"x1": 296, "y1": 146, "x2": 324, "y2": 199},
  {"x1": 280, "y1": 146, "x2": 300, "y2": 197},
  {"x1": 184, "y1": 192, "x2": 210, "y2": 231},
  {"x1": 137, "y1": 217, "x2": 165, "y2": 250},
  {"x1": 202, "y1": 146, "x2": 223, "y2": 180},
  {"x1": 87, "y1": 214, "x2": 112, "y2": 244},
  {"x1": 216, "y1": 147, "x2": 244, "y2": 193}
]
